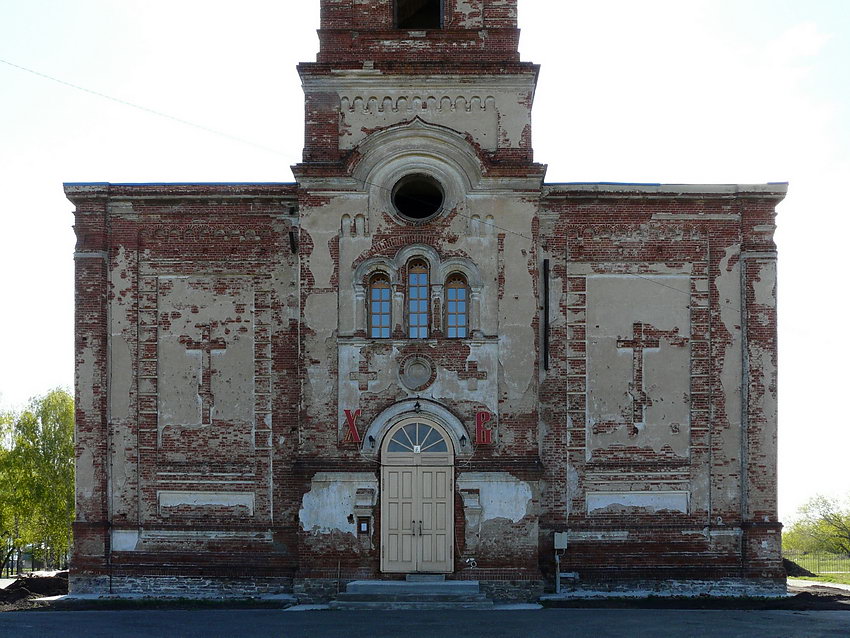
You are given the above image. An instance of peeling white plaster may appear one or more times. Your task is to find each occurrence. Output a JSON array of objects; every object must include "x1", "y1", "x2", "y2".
[
  {"x1": 299, "y1": 472, "x2": 378, "y2": 535},
  {"x1": 457, "y1": 472, "x2": 531, "y2": 523},
  {"x1": 111, "y1": 530, "x2": 140, "y2": 552},
  {"x1": 753, "y1": 261, "x2": 776, "y2": 308},
  {"x1": 587, "y1": 491, "x2": 689, "y2": 514},
  {"x1": 158, "y1": 491, "x2": 255, "y2": 516}
]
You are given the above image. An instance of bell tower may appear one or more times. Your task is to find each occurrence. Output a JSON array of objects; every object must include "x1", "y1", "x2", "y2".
[{"x1": 296, "y1": 0, "x2": 541, "y2": 169}]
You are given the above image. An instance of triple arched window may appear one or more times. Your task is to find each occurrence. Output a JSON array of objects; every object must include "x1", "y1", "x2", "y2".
[{"x1": 367, "y1": 261, "x2": 469, "y2": 339}]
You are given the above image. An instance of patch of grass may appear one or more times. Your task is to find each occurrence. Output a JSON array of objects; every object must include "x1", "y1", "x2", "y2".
[
  {"x1": 784, "y1": 552, "x2": 850, "y2": 574},
  {"x1": 792, "y1": 574, "x2": 850, "y2": 586}
]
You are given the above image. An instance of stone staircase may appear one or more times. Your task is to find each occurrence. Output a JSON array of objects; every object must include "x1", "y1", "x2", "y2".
[{"x1": 329, "y1": 575, "x2": 494, "y2": 610}]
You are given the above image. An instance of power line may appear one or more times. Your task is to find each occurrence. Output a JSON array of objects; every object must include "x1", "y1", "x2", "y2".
[
  {"x1": 2, "y1": 56, "x2": 736, "y2": 310},
  {"x1": 0, "y1": 57, "x2": 287, "y2": 156},
  {"x1": 0, "y1": 56, "x2": 533, "y2": 242}
]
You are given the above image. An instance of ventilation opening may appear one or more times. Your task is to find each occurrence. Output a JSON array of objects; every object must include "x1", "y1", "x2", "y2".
[
  {"x1": 396, "y1": 0, "x2": 442, "y2": 29},
  {"x1": 392, "y1": 174, "x2": 444, "y2": 221}
]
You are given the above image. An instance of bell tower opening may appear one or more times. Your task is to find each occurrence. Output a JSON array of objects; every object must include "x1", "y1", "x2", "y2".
[{"x1": 396, "y1": 0, "x2": 442, "y2": 29}]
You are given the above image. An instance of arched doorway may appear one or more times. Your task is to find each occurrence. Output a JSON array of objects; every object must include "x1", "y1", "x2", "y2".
[{"x1": 380, "y1": 417, "x2": 454, "y2": 573}]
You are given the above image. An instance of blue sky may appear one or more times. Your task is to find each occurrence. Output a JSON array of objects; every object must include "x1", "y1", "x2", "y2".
[{"x1": 1, "y1": 0, "x2": 848, "y2": 521}]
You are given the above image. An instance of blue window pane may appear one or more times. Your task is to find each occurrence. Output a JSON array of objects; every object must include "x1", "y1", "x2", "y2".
[
  {"x1": 448, "y1": 327, "x2": 456, "y2": 338},
  {"x1": 382, "y1": 302, "x2": 391, "y2": 313},
  {"x1": 458, "y1": 289, "x2": 466, "y2": 299},
  {"x1": 457, "y1": 300, "x2": 466, "y2": 312},
  {"x1": 447, "y1": 288, "x2": 456, "y2": 300},
  {"x1": 429, "y1": 440, "x2": 448, "y2": 452},
  {"x1": 447, "y1": 301, "x2": 456, "y2": 313},
  {"x1": 457, "y1": 316, "x2": 466, "y2": 326},
  {"x1": 457, "y1": 327, "x2": 466, "y2": 338}
]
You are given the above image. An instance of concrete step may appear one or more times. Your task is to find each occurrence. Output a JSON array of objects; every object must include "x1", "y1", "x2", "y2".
[
  {"x1": 330, "y1": 579, "x2": 494, "y2": 610},
  {"x1": 335, "y1": 592, "x2": 491, "y2": 603},
  {"x1": 406, "y1": 574, "x2": 445, "y2": 582},
  {"x1": 343, "y1": 580, "x2": 481, "y2": 595}
]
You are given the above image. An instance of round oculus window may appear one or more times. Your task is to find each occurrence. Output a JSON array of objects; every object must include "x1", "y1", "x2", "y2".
[{"x1": 392, "y1": 174, "x2": 444, "y2": 222}]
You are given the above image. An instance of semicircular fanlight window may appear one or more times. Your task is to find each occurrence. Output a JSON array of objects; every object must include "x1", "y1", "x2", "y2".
[{"x1": 387, "y1": 422, "x2": 448, "y2": 453}]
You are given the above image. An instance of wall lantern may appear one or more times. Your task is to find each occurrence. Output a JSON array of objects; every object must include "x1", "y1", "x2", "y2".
[{"x1": 460, "y1": 434, "x2": 467, "y2": 448}]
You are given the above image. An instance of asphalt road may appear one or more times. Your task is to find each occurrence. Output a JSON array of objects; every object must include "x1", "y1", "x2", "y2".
[{"x1": 1, "y1": 609, "x2": 849, "y2": 638}]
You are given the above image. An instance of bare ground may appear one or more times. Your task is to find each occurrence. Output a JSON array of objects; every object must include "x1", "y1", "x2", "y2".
[{"x1": 2, "y1": 576, "x2": 849, "y2": 612}]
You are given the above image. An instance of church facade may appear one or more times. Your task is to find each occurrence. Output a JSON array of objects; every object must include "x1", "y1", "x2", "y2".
[{"x1": 66, "y1": 0, "x2": 785, "y2": 599}]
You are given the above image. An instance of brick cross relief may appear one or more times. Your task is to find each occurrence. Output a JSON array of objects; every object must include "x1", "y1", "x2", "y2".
[
  {"x1": 349, "y1": 357, "x2": 378, "y2": 391},
  {"x1": 182, "y1": 324, "x2": 227, "y2": 425},
  {"x1": 616, "y1": 322, "x2": 660, "y2": 428}
]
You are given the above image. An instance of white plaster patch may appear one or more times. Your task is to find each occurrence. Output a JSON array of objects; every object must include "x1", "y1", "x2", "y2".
[
  {"x1": 753, "y1": 261, "x2": 776, "y2": 307},
  {"x1": 77, "y1": 348, "x2": 96, "y2": 414},
  {"x1": 111, "y1": 530, "x2": 140, "y2": 552},
  {"x1": 299, "y1": 472, "x2": 378, "y2": 535},
  {"x1": 586, "y1": 274, "x2": 691, "y2": 458},
  {"x1": 109, "y1": 335, "x2": 133, "y2": 421},
  {"x1": 108, "y1": 244, "x2": 134, "y2": 421},
  {"x1": 716, "y1": 245, "x2": 744, "y2": 485},
  {"x1": 567, "y1": 530, "x2": 629, "y2": 541},
  {"x1": 157, "y1": 491, "x2": 255, "y2": 516},
  {"x1": 75, "y1": 447, "x2": 95, "y2": 502},
  {"x1": 157, "y1": 276, "x2": 255, "y2": 429},
  {"x1": 457, "y1": 472, "x2": 531, "y2": 523},
  {"x1": 586, "y1": 491, "x2": 689, "y2": 514}
]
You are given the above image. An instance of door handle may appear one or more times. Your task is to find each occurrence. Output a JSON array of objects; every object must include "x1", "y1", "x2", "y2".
[
  {"x1": 418, "y1": 520, "x2": 422, "y2": 536},
  {"x1": 412, "y1": 520, "x2": 417, "y2": 536}
]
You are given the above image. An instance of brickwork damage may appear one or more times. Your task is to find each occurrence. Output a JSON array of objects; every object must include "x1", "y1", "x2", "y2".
[{"x1": 66, "y1": 0, "x2": 784, "y2": 598}]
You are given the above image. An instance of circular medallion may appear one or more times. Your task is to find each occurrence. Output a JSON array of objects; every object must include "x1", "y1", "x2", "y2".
[{"x1": 399, "y1": 355, "x2": 435, "y2": 391}]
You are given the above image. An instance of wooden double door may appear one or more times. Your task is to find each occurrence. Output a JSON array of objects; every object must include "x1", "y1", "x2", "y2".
[{"x1": 380, "y1": 420, "x2": 454, "y2": 573}]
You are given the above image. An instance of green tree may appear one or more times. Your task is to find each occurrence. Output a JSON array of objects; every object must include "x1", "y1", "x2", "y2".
[
  {"x1": 0, "y1": 389, "x2": 75, "y2": 572},
  {"x1": 784, "y1": 494, "x2": 850, "y2": 555},
  {"x1": 1, "y1": 407, "x2": 26, "y2": 573}
]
